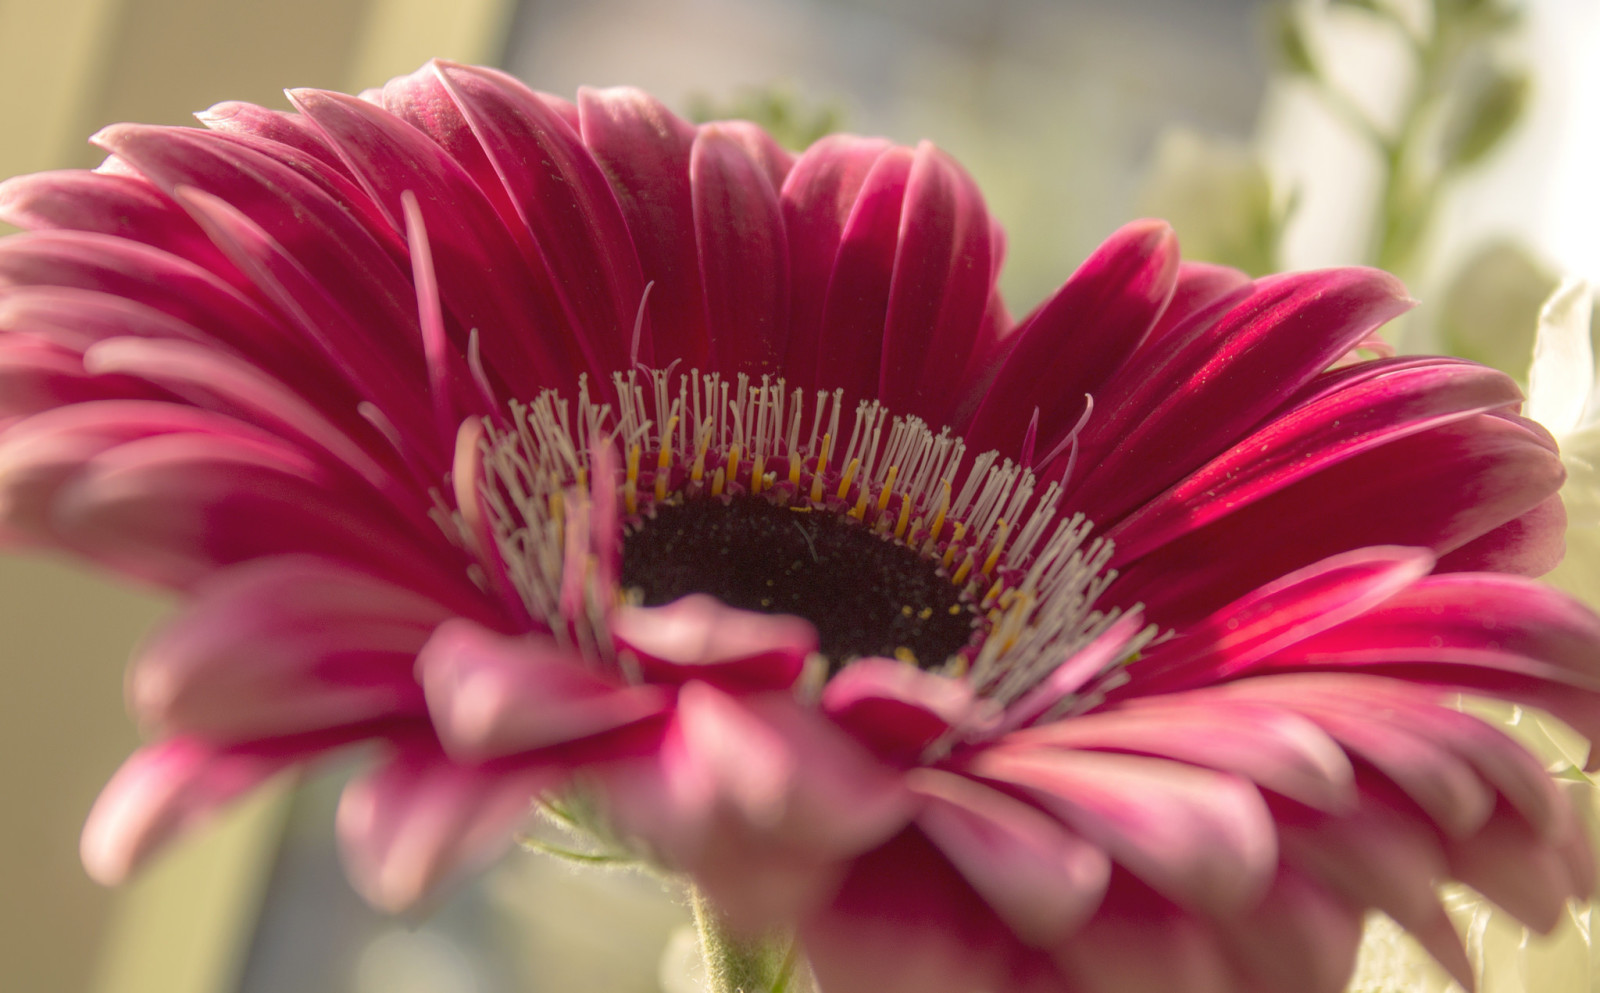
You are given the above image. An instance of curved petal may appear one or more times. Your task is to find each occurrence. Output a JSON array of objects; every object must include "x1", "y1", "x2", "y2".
[
  {"x1": 577, "y1": 86, "x2": 708, "y2": 368},
  {"x1": 1069, "y1": 267, "x2": 1414, "y2": 525},
  {"x1": 967, "y1": 219, "x2": 1179, "y2": 459},
  {"x1": 779, "y1": 134, "x2": 895, "y2": 391},
  {"x1": 336, "y1": 742, "x2": 552, "y2": 913},
  {"x1": 968, "y1": 746, "x2": 1278, "y2": 915},
  {"x1": 878, "y1": 143, "x2": 998, "y2": 426},
  {"x1": 823, "y1": 657, "x2": 997, "y2": 761},
  {"x1": 416, "y1": 618, "x2": 668, "y2": 762},
  {"x1": 1108, "y1": 358, "x2": 1527, "y2": 562},
  {"x1": 1010, "y1": 695, "x2": 1357, "y2": 812},
  {"x1": 909, "y1": 769, "x2": 1110, "y2": 945},
  {"x1": 433, "y1": 62, "x2": 650, "y2": 372},
  {"x1": 82, "y1": 734, "x2": 331, "y2": 885},
  {"x1": 610, "y1": 594, "x2": 814, "y2": 691},
  {"x1": 691, "y1": 125, "x2": 790, "y2": 376},
  {"x1": 129, "y1": 556, "x2": 464, "y2": 739},
  {"x1": 1110, "y1": 413, "x2": 1565, "y2": 626}
]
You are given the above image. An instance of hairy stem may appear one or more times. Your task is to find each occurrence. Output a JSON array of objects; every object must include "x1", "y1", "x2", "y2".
[{"x1": 690, "y1": 887, "x2": 797, "y2": 993}]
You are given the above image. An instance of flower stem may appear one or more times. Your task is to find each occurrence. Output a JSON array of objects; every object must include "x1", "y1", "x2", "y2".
[{"x1": 690, "y1": 887, "x2": 797, "y2": 993}]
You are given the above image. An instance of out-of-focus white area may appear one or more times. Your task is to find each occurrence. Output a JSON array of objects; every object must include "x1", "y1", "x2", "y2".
[{"x1": 1260, "y1": 0, "x2": 1600, "y2": 348}]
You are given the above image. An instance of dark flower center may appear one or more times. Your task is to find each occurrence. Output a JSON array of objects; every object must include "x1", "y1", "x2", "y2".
[{"x1": 621, "y1": 495, "x2": 977, "y2": 671}]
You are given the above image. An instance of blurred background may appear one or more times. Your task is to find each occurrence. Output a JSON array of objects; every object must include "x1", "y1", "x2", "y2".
[{"x1": 3, "y1": 0, "x2": 1597, "y2": 991}]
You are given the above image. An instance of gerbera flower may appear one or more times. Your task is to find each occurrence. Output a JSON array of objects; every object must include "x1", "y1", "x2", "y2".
[{"x1": 2, "y1": 60, "x2": 1596, "y2": 993}]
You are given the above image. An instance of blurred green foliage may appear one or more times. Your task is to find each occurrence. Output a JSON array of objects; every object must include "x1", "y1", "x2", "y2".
[{"x1": 686, "y1": 85, "x2": 845, "y2": 152}]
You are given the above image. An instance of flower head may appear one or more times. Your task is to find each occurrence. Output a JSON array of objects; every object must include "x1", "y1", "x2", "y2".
[{"x1": 3, "y1": 60, "x2": 1597, "y2": 992}]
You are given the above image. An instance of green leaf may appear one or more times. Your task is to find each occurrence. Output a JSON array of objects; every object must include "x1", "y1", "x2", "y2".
[
  {"x1": 1438, "y1": 61, "x2": 1530, "y2": 171},
  {"x1": 1268, "y1": 4, "x2": 1319, "y2": 77},
  {"x1": 686, "y1": 84, "x2": 845, "y2": 151}
]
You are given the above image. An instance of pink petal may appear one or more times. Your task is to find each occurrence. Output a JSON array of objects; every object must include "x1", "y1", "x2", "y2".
[
  {"x1": 92, "y1": 122, "x2": 426, "y2": 383},
  {"x1": 967, "y1": 219, "x2": 1179, "y2": 459},
  {"x1": 337, "y1": 743, "x2": 553, "y2": 913},
  {"x1": 1132, "y1": 260, "x2": 1252, "y2": 359},
  {"x1": 969, "y1": 746, "x2": 1277, "y2": 915},
  {"x1": 1445, "y1": 804, "x2": 1585, "y2": 932},
  {"x1": 1436, "y1": 490, "x2": 1567, "y2": 576},
  {"x1": 822, "y1": 657, "x2": 998, "y2": 761},
  {"x1": 577, "y1": 86, "x2": 708, "y2": 368},
  {"x1": 909, "y1": 768, "x2": 1110, "y2": 945},
  {"x1": 1108, "y1": 358, "x2": 1527, "y2": 562},
  {"x1": 800, "y1": 829, "x2": 1014, "y2": 993},
  {"x1": 55, "y1": 428, "x2": 460, "y2": 590},
  {"x1": 1012, "y1": 695, "x2": 1356, "y2": 812},
  {"x1": 1215, "y1": 869, "x2": 1364, "y2": 993},
  {"x1": 690, "y1": 125, "x2": 790, "y2": 376},
  {"x1": 1109, "y1": 413, "x2": 1565, "y2": 626},
  {"x1": 878, "y1": 143, "x2": 998, "y2": 427},
  {"x1": 0, "y1": 231, "x2": 318, "y2": 382},
  {"x1": 129, "y1": 555, "x2": 463, "y2": 738},
  {"x1": 288, "y1": 86, "x2": 583, "y2": 393},
  {"x1": 416, "y1": 618, "x2": 668, "y2": 762},
  {"x1": 1054, "y1": 898, "x2": 1240, "y2": 993},
  {"x1": 0, "y1": 169, "x2": 234, "y2": 278},
  {"x1": 778, "y1": 134, "x2": 895, "y2": 390},
  {"x1": 602, "y1": 683, "x2": 911, "y2": 927},
  {"x1": 196, "y1": 100, "x2": 356, "y2": 182},
  {"x1": 610, "y1": 594, "x2": 815, "y2": 691},
  {"x1": 166, "y1": 185, "x2": 439, "y2": 454},
  {"x1": 809, "y1": 145, "x2": 914, "y2": 406},
  {"x1": 82, "y1": 735, "x2": 317, "y2": 885},
  {"x1": 1126, "y1": 545, "x2": 1435, "y2": 694},
  {"x1": 432, "y1": 62, "x2": 650, "y2": 373},
  {"x1": 1278, "y1": 805, "x2": 1459, "y2": 956},
  {"x1": 1068, "y1": 267, "x2": 1414, "y2": 525}
]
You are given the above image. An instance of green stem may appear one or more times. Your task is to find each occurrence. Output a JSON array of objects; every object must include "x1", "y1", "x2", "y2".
[{"x1": 691, "y1": 887, "x2": 797, "y2": 993}]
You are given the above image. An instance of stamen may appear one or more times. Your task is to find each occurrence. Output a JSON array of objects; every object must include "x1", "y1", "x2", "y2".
[{"x1": 468, "y1": 368, "x2": 1137, "y2": 705}]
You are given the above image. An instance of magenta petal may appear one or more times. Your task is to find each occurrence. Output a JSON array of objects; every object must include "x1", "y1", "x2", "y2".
[
  {"x1": 810, "y1": 145, "x2": 915, "y2": 406},
  {"x1": 690, "y1": 125, "x2": 790, "y2": 376},
  {"x1": 779, "y1": 134, "x2": 895, "y2": 390},
  {"x1": 1127, "y1": 546, "x2": 1434, "y2": 694},
  {"x1": 909, "y1": 768, "x2": 1110, "y2": 945},
  {"x1": 969, "y1": 746, "x2": 1277, "y2": 915},
  {"x1": 336, "y1": 744, "x2": 553, "y2": 913},
  {"x1": 55, "y1": 429, "x2": 458, "y2": 590},
  {"x1": 1110, "y1": 414, "x2": 1565, "y2": 626},
  {"x1": 966, "y1": 219, "x2": 1180, "y2": 458},
  {"x1": 288, "y1": 86, "x2": 583, "y2": 392},
  {"x1": 416, "y1": 618, "x2": 668, "y2": 761},
  {"x1": 1445, "y1": 805, "x2": 1585, "y2": 932},
  {"x1": 196, "y1": 100, "x2": 356, "y2": 182},
  {"x1": 0, "y1": 170, "x2": 234, "y2": 279},
  {"x1": 130, "y1": 555, "x2": 455, "y2": 738},
  {"x1": 610, "y1": 594, "x2": 815, "y2": 691},
  {"x1": 1109, "y1": 359, "x2": 1527, "y2": 562},
  {"x1": 82, "y1": 736, "x2": 310, "y2": 885},
  {"x1": 433, "y1": 62, "x2": 650, "y2": 373},
  {"x1": 1437, "y1": 490, "x2": 1567, "y2": 576},
  {"x1": 1133, "y1": 261, "x2": 1252, "y2": 359},
  {"x1": 1055, "y1": 901, "x2": 1239, "y2": 993},
  {"x1": 1012, "y1": 695, "x2": 1355, "y2": 812},
  {"x1": 577, "y1": 86, "x2": 709, "y2": 369},
  {"x1": 1282, "y1": 812, "x2": 1475, "y2": 990},
  {"x1": 822, "y1": 657, "x2": 998, "y2": 761},
  {"x1": 800, "y1": 830, "x2": 1015, "y2": 993},
  {"x1": 82, "y1": 336, "x2": 402, "y2": 496},
  {"x1": 1249, "y1": 576, "x2": 1600, "y2": 746},
  {"x1": 878, "y1": 143, "x2": 997, "y2": 426},
  {"x1": 1217, "y1": 869, "x2": 1364, "y2": 993},
  {"x1": 1069, "y1": 267, "x2": 1414, "y2": 524}
]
